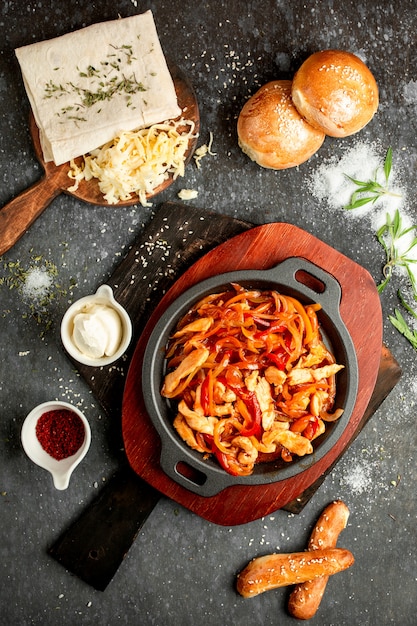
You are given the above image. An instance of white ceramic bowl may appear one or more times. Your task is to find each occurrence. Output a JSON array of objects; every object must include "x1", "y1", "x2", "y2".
[
  {"x1": 21, "y1": 400, "x2": 91, "y2": 490},
  {"x1": 60, "y1": 284, "x2": 132, "y2": 367}
]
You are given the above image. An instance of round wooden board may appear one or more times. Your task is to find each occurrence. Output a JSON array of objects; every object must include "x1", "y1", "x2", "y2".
[
  {"x1": 30, "y1": 61, "x2": 200, "y2": 206},
  {"x1": 0, "y1": 62, "x2": 199, "y2": 256},
  {"x1": 122, "y1": 223, "x2": 383, "y2": 525}
]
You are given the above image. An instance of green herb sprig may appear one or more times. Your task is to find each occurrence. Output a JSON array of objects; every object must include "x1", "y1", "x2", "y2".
[
  {"x1": 343, "y1": 147, "x2": 417, "y2": 351},
  {"x1": 376, "y1": 208, "x2": 417, "y2": 351},
  {"x1": 376, "y1": 209, "x2": 417, "y2": 294},
  {"x1": 344, "y1": 147, "x2": 402, "y2": 210},
  {"x1": 389, "y1": 291, "x2": 417, "y2": 350}
]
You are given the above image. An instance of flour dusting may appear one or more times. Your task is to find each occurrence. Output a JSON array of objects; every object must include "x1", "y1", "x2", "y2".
[
  {"x1": 308, "y1": 140, "x2": 417, "y2": 289},
  {"x1": 308, "y1": 140, "x2": 404, "y2": 216},
  {"x1": 340, "y1": 460, "x2": 373, "y2": 495}
]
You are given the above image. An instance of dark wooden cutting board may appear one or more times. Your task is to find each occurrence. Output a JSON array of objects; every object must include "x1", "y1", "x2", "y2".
[
  {"x1": 74, "y1": 201, "x2": 401, "y2": 509},
  {"x1": 51, "y1": 202, "x2": 401, "y2": 590}
]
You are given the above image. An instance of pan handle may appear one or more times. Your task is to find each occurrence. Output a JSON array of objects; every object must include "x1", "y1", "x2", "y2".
[
  {"x1": 265, "y1": 257, "x2": 343, "y2": 314},
  {"x1": 159, "y1": 440, "x2": 238, "y2": 497},
  {"x1": 0, "y1": 173, "x2": 65, "y2": 256}
]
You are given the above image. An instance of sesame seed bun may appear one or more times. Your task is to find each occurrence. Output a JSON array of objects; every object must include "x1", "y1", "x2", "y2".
[
  {"x1": 237, "y1": 80, "x2": 325, "y2": 170},
  {"x1": 291, "y1": 50, "x2": 379, "y2": 137}
]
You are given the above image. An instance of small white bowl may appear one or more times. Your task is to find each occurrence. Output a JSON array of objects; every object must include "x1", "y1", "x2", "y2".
[
  {"x1": 60, "y1": 284, "x2": 132, "y2": 367},
  {"x1": 21, "y1": 401, "x2": 91, "y2": 490}
]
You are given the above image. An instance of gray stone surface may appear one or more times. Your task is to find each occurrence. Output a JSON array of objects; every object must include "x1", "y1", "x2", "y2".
[{"x1": 1, "y1": 1, "x2": 416, "y2": 624}]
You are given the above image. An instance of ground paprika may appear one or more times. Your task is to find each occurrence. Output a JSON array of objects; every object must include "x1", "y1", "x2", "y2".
[{"x1": 35, "y1": 409, "x2": 85, "y2": 460}]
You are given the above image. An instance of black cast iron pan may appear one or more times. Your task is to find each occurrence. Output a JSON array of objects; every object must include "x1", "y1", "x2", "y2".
[{"x1": 142, "y1": 257, "x2": 359, "y2": 497}]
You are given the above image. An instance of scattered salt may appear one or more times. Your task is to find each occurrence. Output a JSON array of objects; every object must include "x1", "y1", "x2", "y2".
[
  {"x1": 21, "y1": 266, "x2": 53, "y2": 302},
  {"x1": 340, "y1": 460, "x2": 373, "y2": 495}
]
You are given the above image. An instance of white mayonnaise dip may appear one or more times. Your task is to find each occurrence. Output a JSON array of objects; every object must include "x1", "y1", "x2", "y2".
[{"x1": 71, "y1": 303, "x2": 122, "y2": 359}]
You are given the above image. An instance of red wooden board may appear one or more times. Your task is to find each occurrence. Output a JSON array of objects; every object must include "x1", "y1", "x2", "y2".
[{"x1": 122, "y1": 222, "x2": 383, "y2": 525}]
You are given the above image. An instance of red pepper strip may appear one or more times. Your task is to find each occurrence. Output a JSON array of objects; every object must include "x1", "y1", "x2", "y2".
[
  {"x1": 203, "y1": 434, "x2": 241, "y2": 476},
  {"x1": 217, "y1": 376, "x2": 262, "y2": 438},
  {"x1": 200, "y1": 374, "x2": 210, "y2": 415},
  {"x1": 284, "y1": 330, "x2": 293, "y2": 349},
  {"x1": 195, "y1": 432, "x2": 212, "y2": 453},
  {"x1": 213, "y1": 448, "x2": 242, "y2": 476},
  {"x1": 240, "y1": 393, "x2": 262, "y2": 438},
  {"x1": 254, "y1": 322, "x2": 286, "y2": 339},
  {"x1": 265, "y1": 350, "x2": 289, "y2": 370}
]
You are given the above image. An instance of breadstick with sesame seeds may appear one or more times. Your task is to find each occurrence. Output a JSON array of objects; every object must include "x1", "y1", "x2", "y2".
[
  {"x1": 288, "y1": 500, "x2": 350, "y2": 620},
  {"x1": 236, "y1": 547, "x2": 354, "y2": 598}
]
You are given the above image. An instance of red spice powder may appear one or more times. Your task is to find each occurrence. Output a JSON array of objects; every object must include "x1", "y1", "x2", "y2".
[{"x1": 36, "y1": 409, "x2": 85, "y2": 460}]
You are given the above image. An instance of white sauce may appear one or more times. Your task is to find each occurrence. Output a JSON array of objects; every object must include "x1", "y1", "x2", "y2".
[{"x1": 71, "y1": 303, "x2": 122, "y2": 359}]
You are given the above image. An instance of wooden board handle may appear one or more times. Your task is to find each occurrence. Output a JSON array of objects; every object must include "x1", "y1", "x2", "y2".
[
  {"x1": 48, "y1": 466, "x2": 161, "y2": 591},
  {"x1": 0, "y1": 174, "x2": 65, "y2": 256}
]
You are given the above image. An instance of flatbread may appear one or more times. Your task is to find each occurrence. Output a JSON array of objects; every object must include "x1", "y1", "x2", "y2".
[{"x1": 15, "y1": 11, "x2": 181, "y2": 165}]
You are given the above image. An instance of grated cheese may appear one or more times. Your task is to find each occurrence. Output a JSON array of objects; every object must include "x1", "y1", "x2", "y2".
[
  {"x1": 68, "y1": 118, "x2": 197, "y2": 206},
  {"x1": 193, "y1": 131, "x2": 216, "y2": 169},
  {"x1": 178, "y1": 189, "x2": 198, "y2": 200}
]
